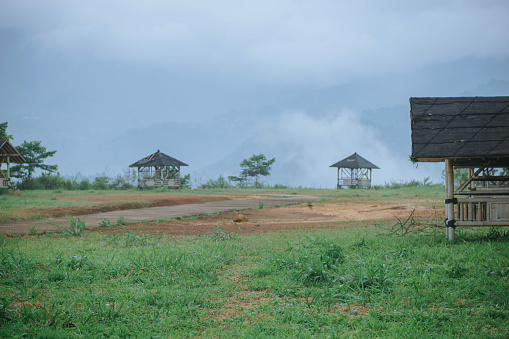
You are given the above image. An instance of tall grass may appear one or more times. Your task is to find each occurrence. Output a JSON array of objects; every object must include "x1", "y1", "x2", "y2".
[{"x1": 0, "y1": 224, "x2": 507, "y2": 337}]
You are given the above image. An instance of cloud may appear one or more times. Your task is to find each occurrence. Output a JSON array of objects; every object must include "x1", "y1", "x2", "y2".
[
  {"x1": 2, "y1": 0, "x2": 508, "y2": 85},
  {"x1": 255, "y1": 110, "x2": 441, "y2": 187}
]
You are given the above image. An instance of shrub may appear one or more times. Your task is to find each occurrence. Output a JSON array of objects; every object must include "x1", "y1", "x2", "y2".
[
  {"x1": 199, "y1": 175, "x2": 233, "y2": 189},
  {"x1": 15, "y1": 172, "x2": 73, "y2": 190},
  {"x1": 99, "y1": 219, "x2": 113, "y2": 228},
  {"x1": 116, "y1": 217, "x2": 128, "y2": 226},
  {"x1": 52, "y1": 216, "x2": 86, "y2": 236},
  {"x1": 79, "y1": 178, "x2": 91, "y2": 190},
  {"x1": 92, "y1": 176, "x2": 110, "y2": 190},
  {"x1": 180, "y1": 174, "x2": 192, "y2": 189}
]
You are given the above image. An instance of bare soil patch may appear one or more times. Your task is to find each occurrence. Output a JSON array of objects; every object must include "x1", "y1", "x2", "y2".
[{"x1": 93, "y1": 198, "x2": 442, "y2": 236}]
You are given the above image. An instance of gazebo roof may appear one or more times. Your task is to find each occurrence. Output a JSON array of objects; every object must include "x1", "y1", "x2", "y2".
[
  {"x1": 330, "y1": 153, "x2": 379, "y2": 169},
  {"x1": 129, "y1": 150, "x2": 188, "y2": 168},
  {"x1": 410, "y1": 96, "x2": 509, "y2": 165},
  {"x1": 0, "y1": 139, "x2": 26, "y2": 163}
]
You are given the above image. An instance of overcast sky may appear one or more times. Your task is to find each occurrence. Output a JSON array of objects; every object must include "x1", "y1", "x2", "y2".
[
  {"x1": 3, "y1": 0, "x2": 508, "y2": 85},
  {"x1": 1, "y1": 0, "x2": 509, "y2": 186}
]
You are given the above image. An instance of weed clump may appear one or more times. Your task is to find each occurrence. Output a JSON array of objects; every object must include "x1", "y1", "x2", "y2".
[
  {"x1": 99, "y1": 219, "x2": 113, "y2": 228},
  {"x1": 207, "y1": 225, "x2": 238, "y2": 242},
  {"x1": 52, "y1": 216, "x2": 86, "y2": 236},
  {"x1": 116, "y1": 217, "x2": 128, "y2": 226}
]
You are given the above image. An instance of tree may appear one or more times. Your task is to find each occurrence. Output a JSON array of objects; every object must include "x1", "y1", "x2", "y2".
[
  {"x1": 0, "y1": 122, "x2": 13, "y2": 140},
  {"x1": 11, "y1": 141, "x2": 58, "y2": 182},
  {"x1": 229, "y1": 154, "x2": 276, "y2": 187}
]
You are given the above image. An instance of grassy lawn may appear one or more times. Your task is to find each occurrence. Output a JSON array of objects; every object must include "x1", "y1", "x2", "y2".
[{"x1": 1, "y1": 220, "x2": 508, "y2": 337}]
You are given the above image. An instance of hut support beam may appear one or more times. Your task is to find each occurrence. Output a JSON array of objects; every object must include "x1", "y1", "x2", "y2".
[{"x1": 445, "y1": 159, "x2": 455, "y2": 240}]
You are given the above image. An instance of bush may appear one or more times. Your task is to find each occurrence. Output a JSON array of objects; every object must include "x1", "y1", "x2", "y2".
[
  {"x1": 79, "y1": 178, "x2": 91, "y2": 190},
  {"x1": 180, "y1": 174, "x2": 192, "y2": 189},
  {"x1": 199, "y1": 175, "x2": 233, "y2": 189},
  {"x1": 52, "y1": 216, "x2": 86, "y2": 236},
  {"x1": 92, "y1": 176, "x2": 110, "y2": 190},
  {"x1": 15, "y1": 173, "x2": 73, "y2": 190},
  {"x1": 109, "y1": 169, "x2": 137, "y2": 190}
]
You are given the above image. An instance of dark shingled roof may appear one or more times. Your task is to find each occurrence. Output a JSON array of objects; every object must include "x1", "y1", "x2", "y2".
[
  {"x1": 129, "y1": 150, "x2": 188, "y2": 168},
  {"x1": 0, "y1": 139, "x2": 26, "y2": 163},
  {"x1": 330, "y1": 153, "x2": 379, "y2": 169},
  {"x1": 410, "y1": 97, "x2": 509, "y2": 163}
]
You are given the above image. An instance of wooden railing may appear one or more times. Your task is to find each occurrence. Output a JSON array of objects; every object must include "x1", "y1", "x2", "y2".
[
  {"x1": 139, "y1": 179, "x2": 181, "y2": 188},
  {"x1": 339, "y1": 179, "x2": 371, "y2": 187},
  {"x1": 0, "y1": 178, "x2": 10, "y2": 188},
  {"x1": 456, "y1": 197, "x2": 509, "y2": 226}
]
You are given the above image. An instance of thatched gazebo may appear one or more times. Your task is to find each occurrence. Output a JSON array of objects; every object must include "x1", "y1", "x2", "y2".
[
  {"x1": 129, "y1": 150, "x2": 188, "y2": 189},
  {"x1": 410, "y1": 96, "x2": 509, "y2": 240},
  {"x1": 330, "y1": 153, "x2": 379, "y2": 188},
  {"x1": 0, "y1": 139, "x2": 25, "y2": 189}
]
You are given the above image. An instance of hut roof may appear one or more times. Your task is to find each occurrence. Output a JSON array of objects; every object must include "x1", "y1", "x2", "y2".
[
  {"x1": 330, "y1": 153, "x2": 379, "y2": 169},
  {"x1": 129, "y1": 150, "x2": 188, "y2": 168},
  {"x1": 410, "y1": 97, "x2": 509, "y2": 165},
  {"x1": 0, "y1": 139, "x2": 25, "y2": 163}
]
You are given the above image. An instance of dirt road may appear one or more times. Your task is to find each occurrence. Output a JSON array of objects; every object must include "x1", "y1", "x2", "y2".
[{"x1": 0, "y1": 195, "x2": 319, "y2": 235}]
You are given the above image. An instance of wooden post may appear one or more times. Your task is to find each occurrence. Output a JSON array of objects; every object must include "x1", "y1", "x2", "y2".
[
  {"x1": 6, "y1": 156, "x2": 10, "y2": 178},
  {"x1": 337, "y1": 168, "x2": 340, "y2": 188},
  {"x1": 137, "y1": 168, "x2": 141, "y2": 190},
  {"x1": 445, "y1": 159, "x2": 455, "y2": 240}
]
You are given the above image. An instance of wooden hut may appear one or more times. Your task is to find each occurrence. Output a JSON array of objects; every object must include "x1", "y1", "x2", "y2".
[
  {"x1": 330, "y1": 153, "x2": 379, "y2": 188},
  {"x1": 0, "y1": 139, "x2": 25, "y2": 189},
  {"x1": 129, "y1": 150, "x2": 188, "y2": 189},
  {"x1": 410, "y1": 96, "x2": 509, "y2": 240}
]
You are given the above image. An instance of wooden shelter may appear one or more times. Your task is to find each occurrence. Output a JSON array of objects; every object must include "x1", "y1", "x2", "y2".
[
  {"x1": 330, "y1": 153, "x2": 379, "y2": 188},
  {"x1": 410, "y1": 96, "x2": 509, "y2": 240},
  {"x1": 0, "y1": 139, "x2": 25, "y2": 189},
  {"x1": 129, "y1": 150, "x2": 188, "y2": 189}
]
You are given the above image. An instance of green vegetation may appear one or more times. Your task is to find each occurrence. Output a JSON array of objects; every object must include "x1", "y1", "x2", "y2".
[
  {"x1": 51, "y1": 216, "x2": 86, "y2": 236},
  {"x1": 11, "y1": 141, "x2": 58, "y2": 186},
  {"x1": 229, "y1": 154, "x2": 276, "y2": 187},
  {"x1": 199, "y1": 175, "x2": 233, "y2": 189},
  {"x1": 0, "y1": 122, "x2": 13, "y2": 140},
  {"x1": 0, "y1": 224, "x2": 507, "y2": 337}
]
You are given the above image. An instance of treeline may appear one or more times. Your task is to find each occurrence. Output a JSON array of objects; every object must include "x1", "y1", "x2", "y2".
[
  {"x1": 198, "y1": 175, "x2": 289, "y2": 189},
  {"x1": 14, "y1": 172, "x2": 192, "y2": 191}
]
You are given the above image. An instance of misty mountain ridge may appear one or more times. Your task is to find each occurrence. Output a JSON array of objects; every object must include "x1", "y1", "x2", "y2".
[{"x1": 3, "y1": 50, "x2": 507, "y2": 187}]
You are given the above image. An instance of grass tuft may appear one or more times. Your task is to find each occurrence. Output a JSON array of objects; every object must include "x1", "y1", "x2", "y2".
[{"x1": 51, "y1": 215, "x2": 86, "y2": 236}]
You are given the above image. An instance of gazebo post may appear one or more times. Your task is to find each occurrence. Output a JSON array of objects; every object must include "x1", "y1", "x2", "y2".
[
  {"x1": 445, "y1": 159, "x2": 455, "y2": 240},
  {"x1": 7, "y1": 156, "x2": 10, "y2": 178},
  {"x1": 137, "y1": 168, "x2": 141, "y2": 190}
]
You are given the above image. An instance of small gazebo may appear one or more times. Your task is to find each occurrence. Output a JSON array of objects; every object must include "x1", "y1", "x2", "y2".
[
  {"x1": 330, "y1": 153, "x2": 379, "y2": 188},
  {"x1": 129, "y1": 150, "x2": 188, "y2": 189},
  {"x1": 0, "y1": 139, "x2": 25, "y2": 189}
]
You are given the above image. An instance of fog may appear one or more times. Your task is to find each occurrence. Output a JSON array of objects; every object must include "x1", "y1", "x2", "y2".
[{"x1": 1, "y1": 1, "x2": 508, "y2": 187}]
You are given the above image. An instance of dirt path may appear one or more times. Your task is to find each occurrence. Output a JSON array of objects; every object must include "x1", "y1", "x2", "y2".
[
  {"x1": 99, "y1": 198, "x2": 441, "y2": 237},
  {"x1": 0, "y1": 195, "x2": 319, "y2": 235}
]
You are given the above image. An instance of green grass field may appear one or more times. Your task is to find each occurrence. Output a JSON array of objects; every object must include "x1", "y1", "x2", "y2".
[{"x1": 1, "y1": 219, "x2": 508, "y2": 337}]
